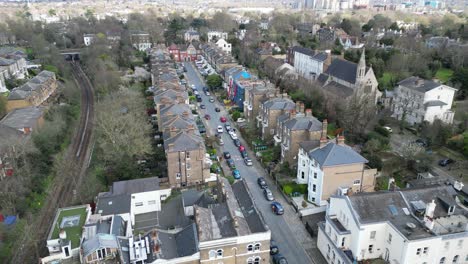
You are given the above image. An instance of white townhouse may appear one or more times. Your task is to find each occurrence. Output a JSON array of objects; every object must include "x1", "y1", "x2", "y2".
[
  {"x1": 391, "y1": 76, "x2": 457, "y2": 125},
  {"x1": 292, "y1": 46, "x2": 330, "y2": 81},
  {"x1": 207, "y1": 31, "x2": 228, "y2": 41},
  {"x1": 215, "y1": 39, "x2": 232, "y2": 54},
  {"x1": 317, "y1": 185, "x2": 468, "y2": 264}
]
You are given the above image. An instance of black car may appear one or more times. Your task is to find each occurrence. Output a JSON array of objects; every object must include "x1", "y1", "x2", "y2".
[
  {"x1": 415, "y1": 138, "x2": 428, "y2": 147},
  {"x1": 257, "y1": 177, "x2": 267, "y2": 189},
  {"x1": 233, "y1": 139, "x2": 241, "y2": 147},
  {"x1": 270, "y1": 240, "x2": 279, "y2": 255},
  {"x1": 223, "y1": 151, "x2": 231, "y2": 159},
  {"x1": 273, "y1": 254, "x2": 288, "y2": 264},
  {"x1": 439, "y1": 158, "x2": 455, "y2": 167},
  {"x1": 240, "y1": 150, "x2": 248, "y2": 158},
  {"x1": 215, "y1": 107, "x2": 221, "y2": 112},
  {"x1": 196, "y1": 95, "x2": 202, "y2": 102}
]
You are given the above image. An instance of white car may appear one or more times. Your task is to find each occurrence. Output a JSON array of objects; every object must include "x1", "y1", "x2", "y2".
[
  {"x1": 383, "y1": 126, "x2": 393, "y2": 133},
  {"x1": 219, "y1": 139, "x2": 224, "y2": 145},
  {"x1": 217, "y1": 126, "x2": 223, "y2": 133},
  {"x1": 237, "y1": 118, "x2": 246, "y2": 123},
  {"x1": 194, "y1": 91, "x2": 199, "y2": 95},
  {"x1": 206, "y1": 91, "x2": 211, "y2": 96},
  {"x1": 191, "y1": 84, "x2": 195, "y2": 89},
  {"x1": 230, "y1": 132, "x2": 238, "y2": 140}
]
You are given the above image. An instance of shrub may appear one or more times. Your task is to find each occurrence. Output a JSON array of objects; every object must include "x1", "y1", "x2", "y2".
[{"x1": 283, "y1": 185, "x2": 294, "y2": 195}]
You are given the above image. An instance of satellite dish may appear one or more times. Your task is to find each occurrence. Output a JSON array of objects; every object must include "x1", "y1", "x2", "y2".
[{"x1": 407, "y1": 222, "x2": 417, "y2": 229}]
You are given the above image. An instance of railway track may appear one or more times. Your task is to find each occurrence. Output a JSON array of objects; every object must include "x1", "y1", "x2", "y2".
[{"x1": 10, "y1": 61, "x2": 95, "y2": 263}]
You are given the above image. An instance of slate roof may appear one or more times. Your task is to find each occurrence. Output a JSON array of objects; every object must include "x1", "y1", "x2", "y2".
[
  {"x1": 325, "y1": 59, "x2": 358, "y2": 84},
  {"x1": 232, "y1": 180, "x2": 267, "y2": 233},
  {"x1": 299, "y1": 140, "x2": 320, "y2": 152},
  {"x1": 284, "y1": 116, "x2": 322, "y2": 131},
  {"x1": 263, "y1": 97, "x2": 295, "y2": 111},
  {"x1": 316, "y1": 73, "x2": 329, "y2": 85},
  {"x1": 164, "y1": 131, "x2": 204, "y2": 152},
  {"x1": 0, "y1": 106, "x2": 44, "y2": 130},
  {"x1": 111, "y1": 177, "x2": 160, "y2": 195},
  {"x1": 160, "y1": 103, "x2": 191, "y2": 117},
  {"x1": 158, "y1": 223, "x2": 199, "y2": 259},
  {"x1": 162, "y1": 115, "x2": 195, "y2": 130},
  {"x1": 0, "y1": 57, "x2": 15, "y2": 66},
  {"x1": 323, "y1": 81, "x2": 354, "y2": 98},
  {"x1": 96, "y1": 194, "x2": 131, "y2": 216},
  {"x1": 308, "y1": 141, "x2": 367, "y2": 167},
  {"x1": 292, "y1": 46, "x2": 315, "y2": 57},
  {"x1": 82, "y1": 233, "x2": 119, "y2": 258},
  {"x1": 398, "y1": 76, "x2": 442, "y2": 93},
  {"x1": 0, "y1": 123, "x2": 24, "y2": 148}
]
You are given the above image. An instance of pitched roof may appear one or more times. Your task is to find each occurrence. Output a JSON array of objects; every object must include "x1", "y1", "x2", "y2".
[
  {"x1": 325, "y1": 59, "x2": 358, "y2": 84},
  {"x1": 284, "y1": 116, "x2": 322, "y2": 131},
  {"x1": 263, "y1": 97, "x2": 295, "y2": 110},
  {"x1": 299, "y1": 140, "x2": 320, "y2": 152},
  {"x1": 292, "y1": 46, "x2": 315, "y2": 57},
  {"x1": 111, "y1": 177, "x2": 161, "y2": 195},
  {"x1": 308, "y1": 141, "x2": 367, "y2": 167},
  {"x1": 164, "y1": 131, "x2": 204, "y2": 152},
  {"x1": 424, "y1": 100, "x2": 447, "y2": 107},
  {"x1": 0, "y1": 106, "x2": 44, "y2": 130},
  {"x1": 96, "y1": 194, "x2": 131, "y2": 216},
  {"x1": 231, "y1": 180, "x2": 268, "y2": 233},
  {"x1": 82, "y1": 234, "x2": 119, "y2": 258},
  {"x1": 398, "y1": 76, "x2": 442, "y2": 93},
  {"x1": 323, "y1": 81, "x2": 355, "y2": 98}
]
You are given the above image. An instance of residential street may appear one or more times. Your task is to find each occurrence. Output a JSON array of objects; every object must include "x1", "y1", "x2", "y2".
[{"x1": 184, "y1": 62, "x2": 326, "y2": 264}]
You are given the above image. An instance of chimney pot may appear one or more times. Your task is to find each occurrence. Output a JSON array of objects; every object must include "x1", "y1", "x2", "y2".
[
  {"x1": 295, "y1": 101, "x2": 301, "y2": 113},
  {"x1": 336, "y1": 135, "x2": 345, "y2": 145},
  {"x1": 300, "y1": 102, "x2": 305, "y2": 114},
  {"x1": 305, "y1": 109, "x2": 312, "y2": 117},
  {"x1": 290, "y1": 109, "x2": 296, "y2": 119}
]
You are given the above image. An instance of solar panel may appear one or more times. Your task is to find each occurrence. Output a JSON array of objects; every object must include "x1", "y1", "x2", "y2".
[{"x1": 388, "y1": 205, "x2": 399, "y2": 216}]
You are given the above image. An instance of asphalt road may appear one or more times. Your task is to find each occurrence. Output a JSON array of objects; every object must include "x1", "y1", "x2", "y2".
[{"x1": 184, "y1": 62, "x2": 314, "y2": 264}]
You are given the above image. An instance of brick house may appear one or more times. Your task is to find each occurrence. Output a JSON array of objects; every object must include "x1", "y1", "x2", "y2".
[
  {"x1": 274, "y1": 108, "x2": 323, "y2": 166},
  {"x1": 258, "y1": 94, "x2": 296, "y2": 141},
  {"x1": 168, "y1": 43, "x2": 201, "y2": 62},
  {"x1": 243, "y1": 83, "x2": 276, "y2": 123}
]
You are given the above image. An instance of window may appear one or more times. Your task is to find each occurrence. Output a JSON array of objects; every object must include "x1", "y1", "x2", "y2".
[
  {"x1": 353, "y1": 180, "x2": 361, "y2": 185},
  {"x1": 135, "y1": 202, "x2": 143, "y2": 207},
  {"x1": 314, "y1": 172, "x2": 317, "y2": 179},
  {"x1": 186, "y1": 162, "x2": 191, "y2": 170},
  {"x1": 341, "y1": 237, "x2": 345, "y2": 247},
  {"x1": 186, "y1": 152, "x2": 190, "y2": 158},
  {"x1": 327, "y1": 244, "x2": 331, "y2": 254},
  {"x1": 301, "y1": 171, "x2": 305, "y2": 179},
  {"x1": 209, "y1": 250, "x2": 216, "y2": 259},
  {"x1": 368, "y1": 245, "x2": 374, "y2": 253},
  {"x1": 423, "y1": 247, "x2": 428, "y2": 254},
  {"x1": 217, "y1": 249, "x2": 223, "y2": 258},
  {"x1": 370, "y1": 231, "x2": 376, "y2": 239},
  {"x1": 452, "y1": 255, "x2": 459, "y2": 264},
  {"x1": 440, "y1": 257, "x2": 446, "y2": 264},
  {"x1": 176, "y1": 173, "x2": 181, "y2": 179},
  {"x1": 387, "y1": 234, "x2": 392, "y2": 243},
  {"x1": 457, "y1": 240, "x2": 463, "y2": 249},
  {"x1": 416, "y1": 248, "x2": 421, "y2": 255},
  {"x1": 247, "y1": 244, "x2": 253, "y2": 252},
  {"x1": 302, "y1": 161, "x2": 305, "y2": 167},
  {"x1": 333, "y1": 234, "x2": 337, "y2": 243},
  {"x1": 312, "y1": 184, "x2": 316, "y2": 192},
  {"x1": 148, "y1": 200, "x2": 156, "y2": 205},
  {"x1": 254, "y1": 243, "x2": 261, "y2": 251}
]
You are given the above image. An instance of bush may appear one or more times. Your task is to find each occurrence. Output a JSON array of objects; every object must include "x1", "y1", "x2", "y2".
[
  {"x1": 282, "y1": 182, "x2": 308, "y2": 195},
  {"x1": 363, "y1": 153, "x2": 383, "y2": 170},
  {"x1": 283, "y1": 185, "x2": 294, "y2": 195},
  {"x1": 368, "y1": 132, "x2": 390, "y2": 147}
]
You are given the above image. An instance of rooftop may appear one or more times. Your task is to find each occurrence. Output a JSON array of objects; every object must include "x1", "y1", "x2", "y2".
[
  {"x1": 325, "y1": 59, "x2": 359, "y2": 84},
  {"x1": 398, "y1": 76, "x2": 443, "y2": 93},
  {"x1": 263, "y1": 97, "x2": 295, "y2": 111},
  {"x1": 111, "y1": 177, "x2": 161, "y2": 195},
  {"x1": 0, "y1": 106, "x2": 44, "y2": 130},
  {"x1": 284, "y1": 115, "x2": 322, "y2": 131},
  {"x1": 309, "y1": 141, "x2": 368, "y2": 167},
  {"x1": 50, "y1": 205, "x2": 89, "y2": 249}
]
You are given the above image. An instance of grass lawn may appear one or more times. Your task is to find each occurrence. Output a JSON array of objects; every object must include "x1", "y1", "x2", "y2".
[
  {"x1": 435, "y1": 68, "x2": 453, "y2": 83},
  {"x1": 51, "y1": 206, "x2": 88, "y2": 248}
]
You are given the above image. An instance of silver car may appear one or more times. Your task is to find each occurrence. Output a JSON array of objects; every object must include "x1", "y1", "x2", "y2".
[
  {"x1": 244, "y1": 157, "x2": 253, "y2": 166},
  {"x1": 264, "y1": 188, "x2": 274, "y2": 201}
]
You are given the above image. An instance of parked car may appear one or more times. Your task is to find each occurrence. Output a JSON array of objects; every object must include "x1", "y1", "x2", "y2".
[
  {"x1": 204, "y1": 114, "x2": 211, "y2": 120},
  {"x1": 230, "y1": 132, "x2": 238, "y2": 140},
  {"x1": 270, "y1": 240, "x2": 279, "y2": 255},
  {"x1": 194, "y1": 90, "x2": 199, "y2": 95},
  {"x1": 217, "y1": 126, "x2": 223, "y2": 133},
  {"x1": 209, "y1": 97, "x2": 215, "y2": 103},
  {"x1": 223, "y1": 151, "x2": 231, "y2": 159},
  {"x1": 232, "y1": 169, "x2": 241, "y2": 179},
  {"x1": 263, "y1": 188, "x2": 274, "y2": 201},
  {"x1": 383, "y1": 126, "x2": 393, "y2": 133},
  {"x1": 240, "y1": 150, "x2": 248, "y2": 158},
  {"x1": 271, "y1": 202, "x2": 284, "y2": 215},
  {"x1": 220, "y1": 116, "x2": 227, "y2": 123},
  {"x1": 239, "y1": 145, "x2": 245, "y2": 152},
  {"x1": 191, "y1": 84, "x2": 196, "y2": 89},
  {"x1": 257, "y1": 177, "x2": 267, "y2": 189},
  {"x1": 227, "y1": 158, "x2": 236, "y2": 169},
  {"x1": 244, "y1": 157, "x2": 253, "y2": 166},
  {"x1": 200, "y1": 104, "x2": 206, "y2": 109},
  {"x1": 196, "y1": 95, "x2": 202, "y2": 102},
  {"x1": 233, "y1": 139, "x2": 241, "y2": 147},
  {"x1": 225, "y1": 123, "x2": 232, "y2": 132},
  {"x1": 237, "y1": 118, "x2": 246, "y2": 123},
  {"x1": 415, "y1": 138, "x2": 428, "y2": 147},
  {"x1": 273, "y1": 254, "x2": 288, "y2": 264},
  {"x1": 219, "y1": 138, "x2": 224, "y2": 145},
  {"x1": 439, "y1": 158, "x2": 455, "y2": 167},
  {"x1": 215, "y1": 107, "x2": 221, "y2": 112},
  {"x1": 206, "y1": 91, "x2": 211, "y2": 96},
  {"x1": 203, "y1": 86, "x2": 208, "y2": 92}
]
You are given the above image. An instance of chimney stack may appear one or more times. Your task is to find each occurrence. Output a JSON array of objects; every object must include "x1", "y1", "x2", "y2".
[
  {"x1": 415, "y1": 78, "x2": 424, "y2": 86},
  {"x1": 289, "y1": 109, "x2": 296, "y2": 120},
  {"x1": 321, "y1": 119, "x2": 328, "y2": 138},
  {"x1": 305, "y1": 109, "x2": 312, "y2": 117},
  {"x1": 282, "y1": 92, "x2": 288, "y2": 99},
  {"x1": 336, "y1": 135, "x2": 345, "y2": 145},
  {"x1": 424, "y1": 200, "x2": 436, "y2": 230},
  {"x1": 300, "y1": 102, "x2": 305, "y2": 114},
  {"x1": 319, "y1": 137, "x2": 328, "y2": 148},
  {"x1": 295, "y1": 101, "x2": 301, "y2": 113}
]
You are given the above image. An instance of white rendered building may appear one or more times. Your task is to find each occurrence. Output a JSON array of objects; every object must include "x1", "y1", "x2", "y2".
[{"x1": 317, "y1": 185, "x2": 468, "y2": 264}]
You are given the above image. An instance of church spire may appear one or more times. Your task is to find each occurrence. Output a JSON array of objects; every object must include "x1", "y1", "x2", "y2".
[{"x1": 357, "y1": 48, "x2": 366, "y2": 81}]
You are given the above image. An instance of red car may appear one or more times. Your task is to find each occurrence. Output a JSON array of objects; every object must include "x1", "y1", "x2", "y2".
[
  {"x1": 239, "y1": 145, "x2": 245, "y2": 152},
  {"x1": 220, "y1": 116, "x2": 227, "y2": 123},
  {"x1": 204, "y1": 114, "x2": 211, "y2": 120}
]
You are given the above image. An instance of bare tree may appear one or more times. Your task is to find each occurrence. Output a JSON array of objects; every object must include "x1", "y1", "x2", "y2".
[{"x1": 338, "y1": 93, "x2": 377, "y2": 136}]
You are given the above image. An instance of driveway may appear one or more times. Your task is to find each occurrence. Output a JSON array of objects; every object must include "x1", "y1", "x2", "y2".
[{"x1": 184, "y1": 62, "x2": 326, "y2": 264}]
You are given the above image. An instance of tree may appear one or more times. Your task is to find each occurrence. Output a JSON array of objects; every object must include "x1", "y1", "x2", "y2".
[
  {"x1": 340, "y1": 19, "x2": 361, "y2": 36},
  {"x1": 338, "y1": 93, "x2": 377, "y2": 137},
  {"x1": 206, "y1": 74, "x2": 223, "y2": 89},
  {"x1": 210, "y1": 12, "x2": 236, "y2": 32}
]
